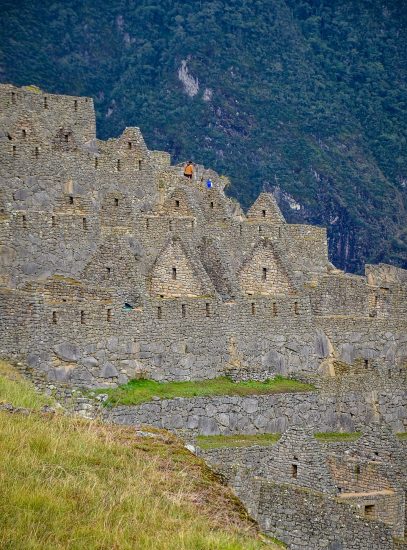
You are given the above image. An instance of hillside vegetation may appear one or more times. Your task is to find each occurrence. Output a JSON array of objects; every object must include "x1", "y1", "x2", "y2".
[
  {"x1": 0, "y1": 0, "x2": 406, "y2": 272},
  {"x1": 0, "y1": 363, "x2": 273, "y2": 549}
]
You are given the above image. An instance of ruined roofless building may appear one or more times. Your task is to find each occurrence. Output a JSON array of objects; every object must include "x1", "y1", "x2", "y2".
[{"x1": 1, "y1": 83, "x2": 407, "y2": 388}]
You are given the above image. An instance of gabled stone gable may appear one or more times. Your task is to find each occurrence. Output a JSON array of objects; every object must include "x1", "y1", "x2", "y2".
[
  {"x1": 238, "y1": 237, "x2": 295, "y2": 296},
  {"x1": 149, "y1": 236, "x2": 215, "y2": 298},
  {"x1": 247, "y1": 192, "x2": 285, "y2": 224}
]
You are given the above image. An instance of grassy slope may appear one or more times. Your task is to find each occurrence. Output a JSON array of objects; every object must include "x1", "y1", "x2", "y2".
[
  {"x1": 0, "y1": 364, "x2": 275, "y2": 550},
  {"x1": 99, "y1": 376, "x2": 315, "y2": 406}
]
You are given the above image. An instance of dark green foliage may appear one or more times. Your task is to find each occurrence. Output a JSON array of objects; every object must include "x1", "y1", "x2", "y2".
[{"x1": 1, "y1": 0, "x2": 406, "y2": 272}]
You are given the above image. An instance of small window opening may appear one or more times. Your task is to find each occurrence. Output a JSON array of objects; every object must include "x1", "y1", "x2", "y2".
[
  {"x1": 11, "y1": 92, "x2": 16, "y2": 104},
  {"x1": 106, "y1": 267, "x2": 111, "y2": 278},
  {"x1": 157, "y1": 306, "x2": 162, "y2": 319},
  {"x1": 172, "y1": 267, "x2": 177, "y2": 280},
  {"x1": 146, "y1": 218, "x2": 150, "y2": 229},
  {"x1": 278, "y1": 227, "x2": 282, "y2": 238},
  {"x1": 373, "y1": 295, "x2": 378, "y2": 308},
  {"x1": 74, "y1": 100, "x2": 78, "y2": 111},
  {"x1": 175, "y1": 200, "x2": 180, "y2": 208},
  {"x1": 191, "y1": 219, "x2": 195, "y2": 229},
  {"x1": 138, "y1": 160, "x2": 142, "y2": 170},
  {"x1": 12, "y1": 145, "x2": 16, "y2": 156},
  {"x1": 364, "y1": 504, "x2": 375, "y2": 518},
  {"x1": 80, "y1": 310, "x2": 85, "y2": 324},
  {"x1": 52, "y1": 311, "x2": 57, "y2": 324},
  {"x1": 35, "y1": 147, "x2": 39, "y2": 159},
  {"x1": 262, "y1": 267, "x2": 267, "y2": 281},
  {"x1": 291, "y1": 464, "x2": 298, "y2": 479},
  {"x1": 355, "y1": 464, "x2": 361, "y2": 476},
  {"x1": 82, "y1": 217, "x2": 88, "y2": 230},
  {"x1": 210, "y1": 201, "x2": 214, "y2": 209},
  {"x1": 64, "y1": 133, "x2": 69, "y2": 143},
  {"x1": 239, "y1": 224, "x2": 242, "y2": 235},
  {"x1": 251, "y1": 302, "x2": 256, "y2": 315},
  {"x1": 364, "y1": 359, "x2": 369, "y2": 368},
  {"x1": 52, "y1": 216, "x2": 56, "y2": 227},
  {"x1": 169, "y1": 220, "x2": 173, "y2": 231},
  {"x1": 205, "y1": 303, "x2": 211, "y2": 317},
  {"x1": 44, "y1": 97, "x2": 48, "y2": 109},
  {"x1": 107, "y1": 309, "x2": 112, "y2": 322},
  {"x1": 272, "y1": 302, "x2": 278, "y2": 316},
  {"x1": 114, "y1": 198, "x2": 119, "y2": 206},
  {"x1": 22, "y1": 215, "x2": 27, "y2": 228},
  {"x1": 22, "y1": 129, "x2": 27, "y2": 138},
  {"x1": 262, "y1": 209, "x2": 266, "y2": 217},
  {"x1": 294, "y1": 301, "x2": 299, "y2": 315},
  {"x1": 7, "y1": 133, "x2": 12, "y2": 140},
  {"x1": 117, "y1": 159, "x2": 121, "y2": 171},
  {"x1": 128, "y1": 142, "x2": 132, "y2": 150},
  {"x1": 258, "y1": 225, "x2": 262, "y2": 233},
  {"x1": 182, "y1": 304, "x2": 186, "y2": 318},
  {"x1": 94, "y1": 157, "x2": 98, "y2": 169},
  {"x1": 69, "y1": 196, "x2": 74, "y2": 205}
]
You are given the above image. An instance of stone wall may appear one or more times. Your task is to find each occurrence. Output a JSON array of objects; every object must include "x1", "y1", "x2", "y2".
[{"x1": 105, "y1": 388, "x2": 407, "y2": 434}]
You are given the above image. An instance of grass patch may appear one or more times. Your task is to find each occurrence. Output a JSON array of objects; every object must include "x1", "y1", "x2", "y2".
[
  {"x1": 314, "y1": 432, "x2": 362, "y2": 442},
  {"x1": 397, "y1": 432, "x2": 407, "y2": 440},
  {"x1": 0, "y1": 413, "x2": 274, "y2": 550},
  {"x1": 100, "y1": 376, "x2": 315, "y2": 406},
  {"x1": 197, "y1": 433, "x2": 281, "y2": 450},
  {"x1": 0, "y1": 360, "x2": 54, "y2": 410}
]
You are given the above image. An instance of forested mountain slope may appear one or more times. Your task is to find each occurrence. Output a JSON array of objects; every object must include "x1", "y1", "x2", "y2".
[{"x1": 1, "y1": 0, "x2": 406, "y2": 272}]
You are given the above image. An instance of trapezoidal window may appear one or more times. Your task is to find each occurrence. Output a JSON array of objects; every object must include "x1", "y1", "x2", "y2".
[
  {"x1": 52, "y1": 311, "x2": 57, "y2": 324},
  {"x1": 172, "y1": 267, "x2": 177, "y2": 280},
  {"x1": 22, "y1": 129, "x2": 27, "y2": 139},
  {"x1": 69, "y1": 196, "x2": 74, "y2": 205},
  {"x1": 22, "y1": 215, "x2": 27, "y2": 228},
  {"x1": 82, "y1": 217, "x2": 88, "y2": 230},
  {"x1": 262, "y1": 209, "x2": 266, "y2": 217},
  {"x1": 80, "y1": 310, "x2": 86, "y2": 324},
  {"x1": 74, "y1": 100, "x2": 78, "y2": 111},
  {"x1": 291, "y1": 464, "x2": 298, "y2": 479},
  {"x1": 205, "y1": 303, "x2": 211, "y2": 317},
  {"x1": 138, "y1": 160, "x2": 142, "y2": 170},
  {"x1": 181, "y1": 304, "x2": 186, "y2": 318},
  {"x1": 175, "y1": 200, "x2": 180, "y2": 208},
  {"x1": 262, "y1": 267, "x2": 267, "y2": 281},
  {"x1": 128, "y1": 142, "x2": 132, "y2": 150},
  {"x1": 169, "y1": 220, "x2": 173, "y2": 231},
  {"x1": 114, "y1": 198, "x2": 119, "y2": 206},
  {"x1": 11, "y1": 92, "x2": 16, "y2": 104},
  {"x1": 157, "y1": 306, "x2": 162, "y2": 319},
  {"x1": 364, "y1": 504, "x2": 375, "y2": 518},
  {"x1": 12, "y1": 145, "x2": 16, "y2": 156},
  {"x1": 258, "y1": 225, "x2": 262, "y2": 233},
  {"x1": 107, "y1": 309, "x2": 112, "y2": 322},
  {"x1": 251, "y1": 302, "x2": 256, "y2": 315},
  {"x1": 117, "y1": 159, "x2": 121, "y2": 171},
  {"x1": 294, "y1": 301, "x2": 299, "y2": 315},
  {"x1": 106, "y1": 267, "x2": 111, "y2": 278},
  {"x1": 44, "y1": 97, "x2": 48, "y2": 109},
  {"x1": 52, "y1": 216, "x2": 56, "y2": 227},
  {"x1": 64, "y1": 133, "x2": 69, "y2": 143},
  {"x1": 94, "y1": 157, "x2": 98, "y2": 169},
  {"x1": 272, "y1": 302, "x2": 278, "y2": 316},
  {"x1": 35, "y1": 147, "x2": 39, "y2": 159},
  {"x1": 210, "y1": 201, "x2": 214, "y2": 209}
]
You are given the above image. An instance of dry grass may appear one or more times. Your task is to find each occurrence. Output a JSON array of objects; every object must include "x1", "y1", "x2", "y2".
[
  {"x1": 0, "y1": 360, "x2": 53, "y2": 410},
  {"x1": 0, "y1": 362, "x2": 277, "y2": 549}
]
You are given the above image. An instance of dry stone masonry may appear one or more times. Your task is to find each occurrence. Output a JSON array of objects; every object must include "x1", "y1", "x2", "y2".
[{"x1": 1, "y1": 84, "x2": 406, "y2": 549}]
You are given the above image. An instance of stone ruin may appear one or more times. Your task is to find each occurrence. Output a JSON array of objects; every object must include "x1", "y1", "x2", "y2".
[{"x1": 0, "y1": 84, "x2": 406, "y2": 549}]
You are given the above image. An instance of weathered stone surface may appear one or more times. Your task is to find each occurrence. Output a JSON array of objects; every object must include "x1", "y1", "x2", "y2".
[{"x1": 53, "y1": 342, "x2": 80, "y2": 362}]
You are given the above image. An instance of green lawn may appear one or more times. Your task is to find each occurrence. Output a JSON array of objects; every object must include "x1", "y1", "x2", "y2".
[
  {"x1": 99, "y1": 376, "x2": 315, "y2": 406},
  {"x1": 197, "y1": 434, "x2": 281, "y2": 450},
  {"x1": 314, "y1": 432, "x2": 362, "y2": 442}
]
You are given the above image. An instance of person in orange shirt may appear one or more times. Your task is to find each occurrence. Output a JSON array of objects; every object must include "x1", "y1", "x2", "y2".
[{"x1": 183, "y1": 161, "x2": 194, "y2": 179}]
